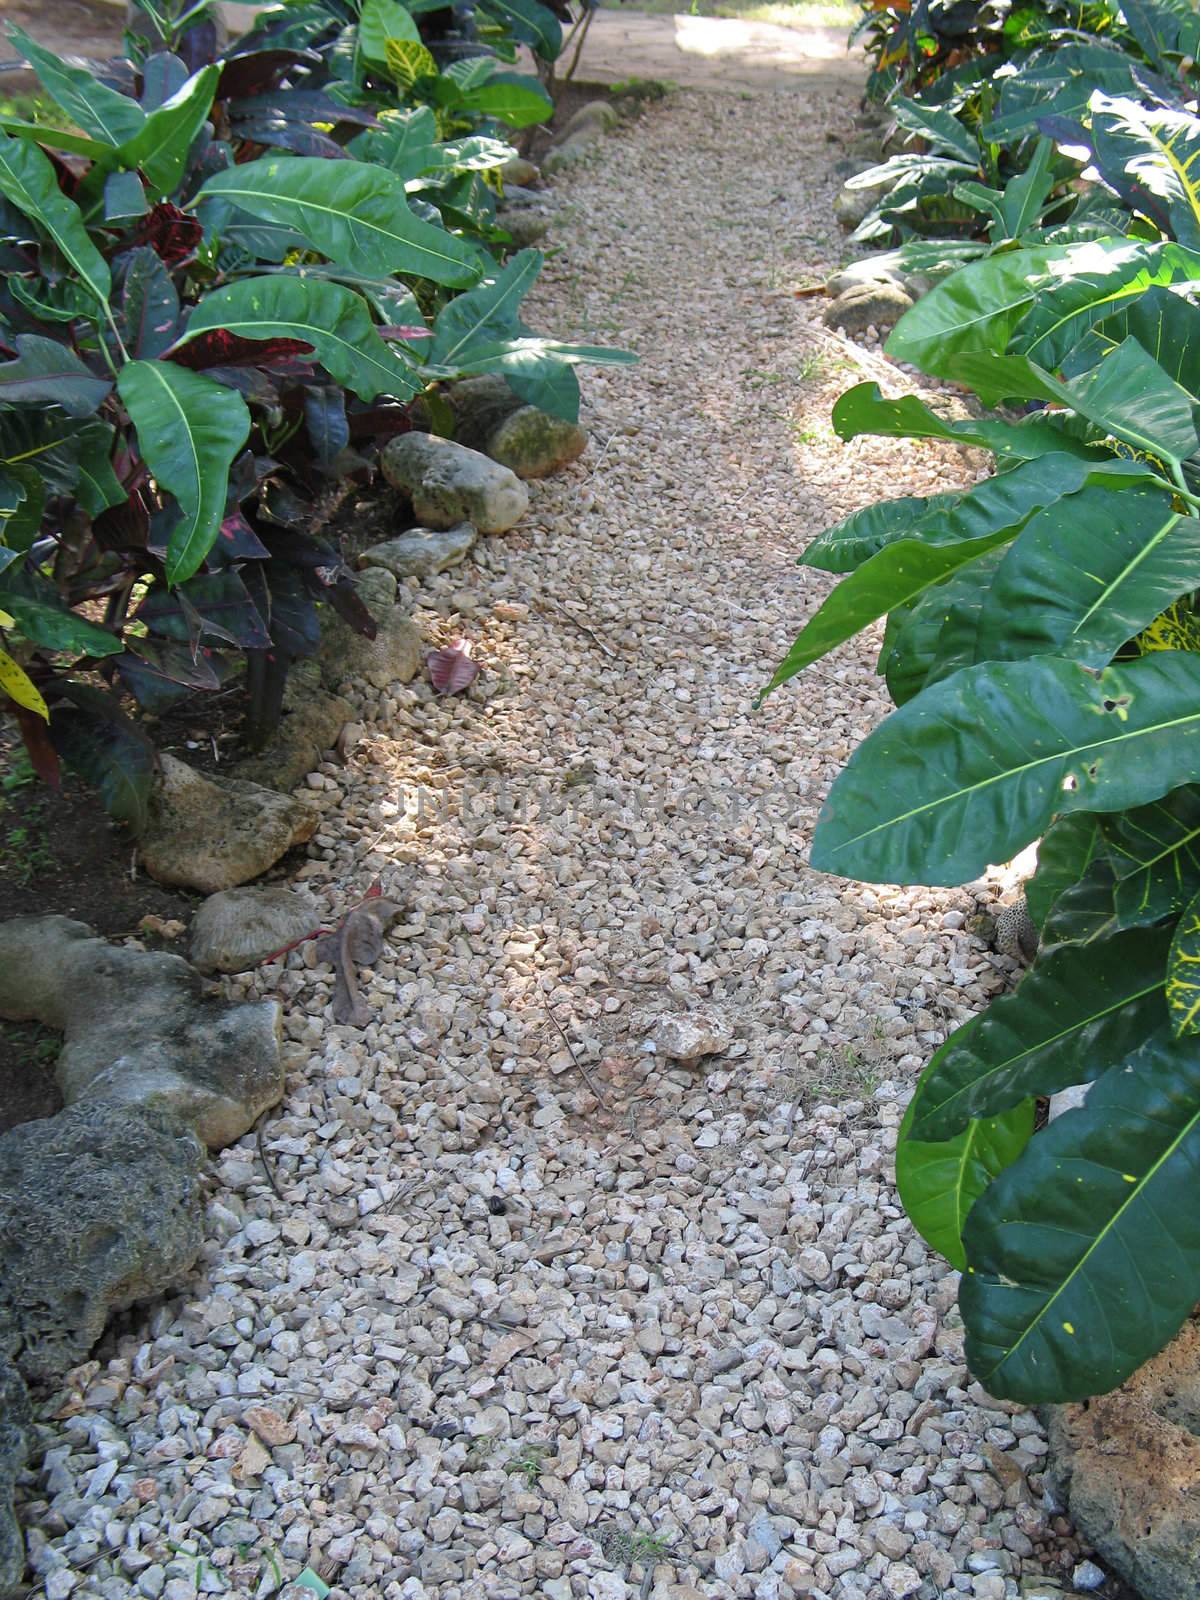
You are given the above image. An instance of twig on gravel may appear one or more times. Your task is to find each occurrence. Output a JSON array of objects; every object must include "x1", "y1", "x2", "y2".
[
  {"x1": 545, "y1": 1006, "x2": 610, "y2": 1108},
  {"x1": 254, "y1": 1110, "x2": 282, "y2": 1200},
  {"x1": 537, "y1": 596, "x2": 620, "y2": 658}
]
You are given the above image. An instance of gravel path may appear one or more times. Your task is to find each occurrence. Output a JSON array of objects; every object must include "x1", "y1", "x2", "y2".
[{"x1": 17, "y1": 85, "x2": 1103, "y2": 1600}]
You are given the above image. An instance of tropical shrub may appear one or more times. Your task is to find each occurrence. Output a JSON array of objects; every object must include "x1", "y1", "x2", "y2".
[
  {"x1": 0, "y1": 5, "x2": 630, "y2": 819},
  {"x1": 777, "y1": 13, "x2": 1200, "y2": 1405}
]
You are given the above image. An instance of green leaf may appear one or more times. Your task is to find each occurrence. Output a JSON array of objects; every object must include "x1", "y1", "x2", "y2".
[
  {"x1": 0, "y1": 134, "x2": 111, "y2": 307},
  {"x1": 884, "y1": 244, "x2": 1062, "y2": 372},
  {"x1": 1013, "y1": 240, "x2": 1200, "y2": 372},
  {"x1": 961, "y1": 1034, "x2": 1200, "y2": 1402},
  {"x1": 5, "y1": 24, "x2": 145, "y2": 147},
  {"x1": 72, "y1": 421, "x2": 124, "y2": 516},
  {"x1": 973, "y1": 483, "x2": 1200, "y2": 667},
  {"x1": 50, "y1": 691, "x2": 157, "y2": 831},
  {"x1": 0, "y1": 119, "x2": 112, "y2": 160},
  {"x1": 811, "y1": 651, "x2": 1200, "y2": 886},
  {"x1": 1038, "y1": 857, "x2": 1121, "y2": 951},
  {"x1": 179, "y1": 275, "x2": 422, "y2": 402},
  {"x1": 478, "y1": 0, "x2": 563, "y2": 61},
  {"x1": 956, "y1": 137, "x2": 1056, "y2": 243},
  {"x1": 0, "y1": 594, "x2": 121, "y2": 657},
  {"x1": 804, "y1": 492, "x2": 964, "y2": 575},
  {"x1": 104, "y1": 169, "x2": 148, "y2": 222},
  {"x1": 384, "y1": 37, "x2": 438, "y2": 89},
  {"x1": 880, "y1": 549, "x2": 1004, "y2": 706},
  {"x1": 0, "y1": 335, "x2": 111, "y2": 416},
  {"x1": 119, "y1": 64, "x2": 219, "y2": 197},
  {"x1": 765, "y1": 529, "x2": 1018, "y2": 698},
  {"x1": 118, "y1": 361, "x2": 250, "y2": 586},
  {"x1": 443, "y1": 334, "x2": 638, "y2": 379},
  {"x1": 1026, "y1": 813, "x2": 1106, "y2": 929},
  {"x1": 1100, "y1": 786, "x2": 1200, "y2": 928},
  {"x1": 1089, "y1": 93, "x2": 1200, "y2": 251},
  {"x1": 1056, "y1": 338, "x2": 1200, "y2": 467},
  {"x1": 831, "y1": 382, "x2": 1094, "y2": 464},
  {"x1": 358, "y1": 0, "x2": 420, "y2": 65},
  {"x1": 1167, "y1": 885, "x2": 1200, "y2": 1035},
  {"x1": 1060, "y1": 283, "x2": 1200, "y2": 388},
  {"x1": 807, "y1": 451, "x2": 1154, "y2": 578},
  {"x1": 897, "y1": 1072, "x2": 1034, "y2": 1271},
  {"x1": 458, "y1": 73, "x2": 554, "y2": 129},
  {"x1": 911, "y1": 926, "x2": 1173, "y2": 1141},
  {"x1": 892, "y1": 93, "x2": 980, "y2": 164},
  {"x1": 196, "y1": 155, "x2": 484, "y2": 287},
  {"x1": 120, "y1": 247, "x2": 181, "y2": 360},
  {"x1": 428, "y1": 248, "x2": 541, "y2": 368}
]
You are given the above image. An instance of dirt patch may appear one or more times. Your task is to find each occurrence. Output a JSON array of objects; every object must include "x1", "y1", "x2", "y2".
[{"x1": 0, "y1": 0, "x2": 123, "y2": 67}]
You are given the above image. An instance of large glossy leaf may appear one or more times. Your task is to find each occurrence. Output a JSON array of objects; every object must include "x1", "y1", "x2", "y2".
[
  {"x1": 983, "y1": 40, "x2": 1168, "y2": 143},
  {"x1": 884, "y1": 244, "x2": 1062, "y2": 372},
  {"x1": 1121, "y1": 0, "x2": 1200, "y2": 65},
  {"x1": 881, "y1": 549, "x2": 1004, "y2": 706},
  {"x1": 0, "y1": 336, "x2": 110, "y2": 416},
  {"x1": 0, "y1": 594, "x2": 121, "y2": 657},
  {"x1": 830, "y1": 382, "x2": 1094, "y2": 464},
  {"x1": 1026, "y1": 813, "x2": 1107, "y2": 929},
  {"x1": 50, "y1": 691, "x2": 157, "y2": 830},
  {"x1": 973, "y1": 483, "x2": 1200, "y2": 666},
  {"x1": 897, "y1": 1080, "x2": 1034, "y2": 1271},
  {"x1": 1088, "y1": 94, "x2": 1200, "y2": 249},
  {"x1": 118, "y1": 361, "x2": 251, "y2": 586},
  {"x1": 955, "y1": 138, "x2": 1056, "y2": 244},
  {"x1": 1100, "y1": 786, "x2": 1200, "y2": 928},
  {"x1": 137, "y1": 569, "x2": 270, "y2": 649},
  {"x1": 118, "y1": 64, "x2": 219, "y2": 196},
  {"x1": 961, "y1": 1035, "x2": 1200, "y2": 1402},
  {"x1": 0, "y1": 120, "x2": 112, "y2": 160},
  {"x1": 478, "y1": 0, "x2": 563, "y2": 61},
  {"x1": 766, "y1": 529, "x2": 1018, "y2": 697},
  {"x1": 427, "y1": 248, "x2": 540, "y2": 368},
  {"x1": 806, "y1": 452, "x2": 1154, "y2": 579},
  {"x1": 910, "y1": 927, "x2": 1173, "y2": 1140},
  {"x1": 120, "y1": 247, "x2": 181, "y2": 359},
  {"x1": 442, "y1": 334, "x2": 637, "y2": 380},
  {"x1": 6, "y1": 24, "x2": 145, "y2": 147},
  {"x1": 1056, "y1": 337, "x2": 1200, "y2": 467},
  {"x1": 1060, "y1": 283, "x2": 1200, "y2": 387},
  {"x1": 180, "y1": 275, "x2": 421, "y2": 402},
  {"x1": 458, "y1": 74, "x2": 554, "y2": 129},
  {"x1": 1167, "y1": 885, "x2": 1200, "y2": 1035},
  {"x1": 804, "y1": 492, "x2": 965, "y2": 575},
  {"x1": 1038, "y1": 857, "x2": 1121, "y2": 951},
  {"x1": 197, "y1": 155, "x2": 483, "y2": 287},
  {"x1": 1012, "y1": 240, "x2": 1200, "y2": 371},
  {"x1": 811, "y1": 651, "x2": 1200, "y2": 886},
  {"x1": 0, "y1": 134, "x2": 111, "y2": 307},
  {"x1": 892, "y1": 92, "x2": 980, "y2": 164},
  {"x1": 358, "y1": 0, "x2": 421, "y2": 64}
]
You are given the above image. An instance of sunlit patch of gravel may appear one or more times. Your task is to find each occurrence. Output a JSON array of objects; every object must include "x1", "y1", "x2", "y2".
[{"x1": 17, "y1": 85, "x2": 1098, "y2": 1600}]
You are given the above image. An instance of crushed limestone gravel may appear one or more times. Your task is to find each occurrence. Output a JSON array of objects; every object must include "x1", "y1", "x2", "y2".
[{"x1": 16, "y1": 85, "x2": 1107, "y2": 1600}]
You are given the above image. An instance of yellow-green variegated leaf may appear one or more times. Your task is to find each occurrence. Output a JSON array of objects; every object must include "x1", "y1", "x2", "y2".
[{"x1": 1167, "y1": 885, "x2": 1200, "y2": 1035}]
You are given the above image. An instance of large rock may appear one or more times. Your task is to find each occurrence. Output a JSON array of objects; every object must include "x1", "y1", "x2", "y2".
[
  {"x1": 823, "y1": 281, "x2": 915, "y2": 336},
  {"x1": 543, "y1": 134, "x2": 596, "y2": 176},
  {"x1": 318, "y1": 566, "x2": 424, "y2": 692},
  {"x1": 360, "y1": 522, "x2": 478, "y2": 580},
  {"x1": 0, "y1": 1100, "x2": 204, "y2": 1382},
  {"x1": 833, "y1": 171, "x2": 894, "y2": 231},
  {"x1": 140, "y1": 754, "x2": 318, "y2": 894},
  {"x1": 190, "y1": 887, "x2": 323, "y2": 974},
  {"x1": 232, "y1": 660, "x2": 351, "y2": 792},
  {"x1": 557, "y1": 100, "x2": 619, "y2": 141},
  {"x1": 381, "y1": 433, "x2": 529, "y2": 534},
  {"x1": 486, "y1": 406, "x2": 587, "y2": 480},
  {"x1": 827, "y1": 251, "x2": 934, "y2": 300},
  {"x1": 0, "y1": 1354, "x2": 31, "y2": 1596},
  {"x1": 500, "y1": 156, "x2": 540, "y2": 186},
  {"x1": 501, "y1": 208, "x2": 552, "y2": 249},
  {"x1": 1045, "y1": 1314, "x2": 1200, "y2": 1600},
  {"x1": 0, "y1": 914, "x2": 284, "y2": 1148}
]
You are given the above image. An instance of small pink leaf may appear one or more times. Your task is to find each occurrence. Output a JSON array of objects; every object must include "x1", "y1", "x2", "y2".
[{"x1": 427, "y1": 639, "x2": 479, "y2": 694}]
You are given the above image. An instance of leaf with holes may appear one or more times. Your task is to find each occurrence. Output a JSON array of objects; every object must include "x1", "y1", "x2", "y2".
[{"x1": 811, "y1": 652, "x2": 1200, "y2": 887}]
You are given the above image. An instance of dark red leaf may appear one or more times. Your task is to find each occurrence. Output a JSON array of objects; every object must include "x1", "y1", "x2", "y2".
[
  {"x1": 427, "y1": 639, "x2": 479, "y2": 694},
  {"x1": 134, "y1": 203, "x2": 203, "y2": 266},
  {"x1": 169, "y1": 329, "x2": 314, "y2": 370},
  {"x1": 216, "y1": 47, "x2": 321, "y2": 100},
  {"x1": 92, "y1": 488, "x2": 151, "y2": 551}
]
